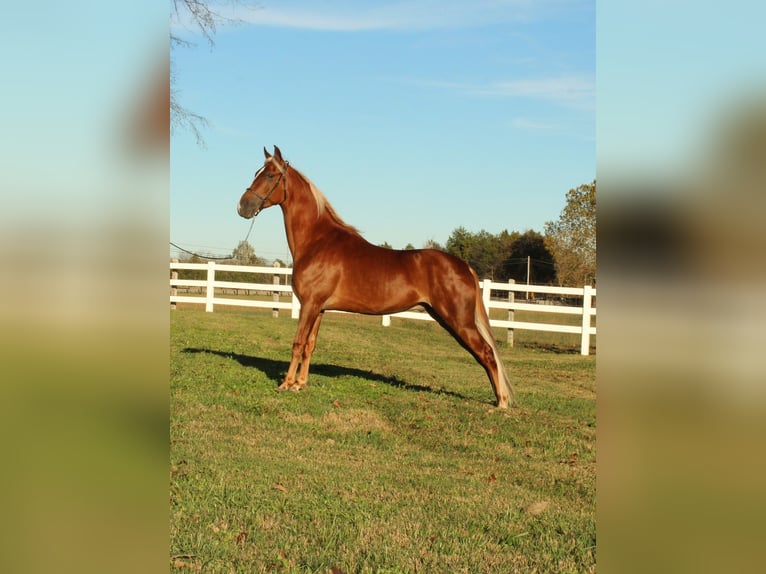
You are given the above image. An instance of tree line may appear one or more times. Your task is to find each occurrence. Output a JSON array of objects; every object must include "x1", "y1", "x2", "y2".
[{"x1": 382, "y1": 181, "x2": 595, "y2": 287}]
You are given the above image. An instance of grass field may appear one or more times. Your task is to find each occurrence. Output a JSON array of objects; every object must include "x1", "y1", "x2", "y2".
[{"x1": 170, "y1": 307, "x2": 596, "y2": 573}]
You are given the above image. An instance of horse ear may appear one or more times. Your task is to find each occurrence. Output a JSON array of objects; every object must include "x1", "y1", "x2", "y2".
[
  {"x1": 273, "y1": 145, "x2": 283, "y2": 163},
  {"x1": 263, "y1": 147, "x2": 271, "y2": 159}
]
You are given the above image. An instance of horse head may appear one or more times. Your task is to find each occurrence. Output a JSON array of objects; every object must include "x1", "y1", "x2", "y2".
[{"x1": 237, "y1": 146, "x2": 289, "y2": 219}]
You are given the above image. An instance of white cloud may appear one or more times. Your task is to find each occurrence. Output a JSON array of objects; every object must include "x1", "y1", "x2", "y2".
[
  {"x1": 509, "y1": 117, "x2": 595, "y2": 141},
  {"x1": 407, "y1": 75, "x2": 595, "y2": 110},
  {"x1": 475, "y1": 76, "x2": 595, "y2": 110}
]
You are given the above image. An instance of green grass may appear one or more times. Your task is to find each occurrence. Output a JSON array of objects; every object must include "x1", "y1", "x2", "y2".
[{"x1": 171, "y1": 307, "x2": 595, "y2": 573}]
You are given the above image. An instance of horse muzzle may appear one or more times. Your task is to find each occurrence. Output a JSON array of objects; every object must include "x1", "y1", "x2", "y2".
[{"x1": 237, "y1": 198, "x2": 263, "y2": 219}]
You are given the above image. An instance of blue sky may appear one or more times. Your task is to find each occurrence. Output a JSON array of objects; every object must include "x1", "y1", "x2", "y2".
[{"x1": 170, "y1": 0, "x2": 595, "y2": 261}]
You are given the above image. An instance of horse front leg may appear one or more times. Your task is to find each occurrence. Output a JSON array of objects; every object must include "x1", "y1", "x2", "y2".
[
  {"x1": 292, "y1": 312, "x2": 324, "y2": 391},
  {"x1": 277, "y1": 306, "x2": 321, "y2": 391}
]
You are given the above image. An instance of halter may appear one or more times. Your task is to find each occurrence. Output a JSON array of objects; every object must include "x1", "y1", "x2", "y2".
[{"x1": 250, "y1": 160, "x2": 290, "y2": 217}]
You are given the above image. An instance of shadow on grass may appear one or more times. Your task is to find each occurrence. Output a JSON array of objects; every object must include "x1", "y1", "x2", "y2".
[
  {"x1": 513, "y1": 342, "x2": 590, "y2": 355},
  {"x1": 182, "y1": 347, "x2": 474, "y2": 403}
]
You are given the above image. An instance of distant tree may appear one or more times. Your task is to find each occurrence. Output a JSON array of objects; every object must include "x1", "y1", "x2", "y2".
[
  {"x1": 445, "y1": 226, "x2": 472, "y2": 261},
  {"x1": 503, "y1": 230, "x2": 556, "y2": 284},
  {"x1": 176, "y1": 252, "x2": 205, "y2": 281},
  {"x1": 497, "y1": 229, "x2": 520, "y2": 252},
  {"x1": 379, "y1": 241, "x2": 393, "y2": 249},
  {"x1": 422, "y1": 238, "x2": 444, "y2": 251},
  {"x1": 470, "y1": 230, "x2": 503, "y2": 279},
  {"x1": 404, "y1": 243, "x2": 415, "y2": 250},
  {"x1": 491, "y1": 229, "x2": 517, "y2": 282},
  {"x1": 544, "y1": 181, "x2": 596, "y2": 286},
  {"x1": 231, "y1": 240, "x2": 257, "y2": 264},
  {"x1": 444, "y1": 226, "x2": 563, "y2": 283},
  {"x1": 446, "y1": 227, "x2": 504, "y2": 279}
]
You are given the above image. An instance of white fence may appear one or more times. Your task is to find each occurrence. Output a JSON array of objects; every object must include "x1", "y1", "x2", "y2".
[{"x1": 170, "y1": 261, "x2": 596, "y2": 355}]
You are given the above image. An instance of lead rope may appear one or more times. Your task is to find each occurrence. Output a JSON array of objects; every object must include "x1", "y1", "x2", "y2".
[
  {"x1": 170, "y1": 217, "x2": 256, "y2": 260},
  {"x1": 242, "y1": 216, "x2": 256, "y2": 244}
]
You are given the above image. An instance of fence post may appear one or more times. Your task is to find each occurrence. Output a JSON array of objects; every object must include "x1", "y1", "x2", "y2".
[
  {"x1": 291, "y1": 290, "x2": 300, "y2": 319},
  {"x1": 507, "y1": 279, "x2": 515, "y2": 346},
  {"x1": 481, "y1": 279, "x2": 492, "y2": 314},
  {"x1": 272, "y1": 261, "x2": 281, "y2": 318},
  {"x1": 170, "y1": 258, "x2": 178, "y2": 310},
  {"x1": 205, "y1": 261, "x2": 216, "y2": 312},
  {"x1": 580, "y1": 285, "x2": 593, "y2": 355}
]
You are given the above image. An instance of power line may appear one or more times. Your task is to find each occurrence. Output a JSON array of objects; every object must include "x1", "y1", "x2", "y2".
[{"x1": 503, "y1": 257, "x2": 556, "y2": 267}]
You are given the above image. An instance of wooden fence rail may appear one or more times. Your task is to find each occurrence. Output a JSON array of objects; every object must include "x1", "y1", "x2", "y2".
[{"x1": 170, "y1": 261, "x2": 596, "y2": 355}]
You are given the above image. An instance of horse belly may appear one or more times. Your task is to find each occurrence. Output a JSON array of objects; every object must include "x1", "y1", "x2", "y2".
[{"x1": 327, "y1": 264, "x2": 423, "y2": 315}]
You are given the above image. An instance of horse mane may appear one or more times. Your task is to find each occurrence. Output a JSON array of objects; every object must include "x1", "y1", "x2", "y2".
[{"x1": 291, "y1": 167, "x2": 361, "y2": 235}]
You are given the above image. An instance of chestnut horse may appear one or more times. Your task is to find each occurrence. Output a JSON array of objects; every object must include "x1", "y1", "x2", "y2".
[{"x1": 237, "y1": 146, "x2": 513, "y2": 408}]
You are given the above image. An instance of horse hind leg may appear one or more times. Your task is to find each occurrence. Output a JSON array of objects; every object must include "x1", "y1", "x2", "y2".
[
  {"x1": 427, "y1": 297, "x2": 513, "y2": 409},
  {"x1": 473, "y1": 308, "x2": 514, "y2": 408}
]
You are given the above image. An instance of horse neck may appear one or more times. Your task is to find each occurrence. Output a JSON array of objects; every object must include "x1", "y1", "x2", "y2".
[{"x1": 280, "y1": 171, "x2": 338, "y2": 260}]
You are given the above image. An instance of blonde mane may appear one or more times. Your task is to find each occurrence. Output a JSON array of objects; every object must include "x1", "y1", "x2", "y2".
[{"x1": 292, "y1": 167, "x2": 360, "y2": 235}]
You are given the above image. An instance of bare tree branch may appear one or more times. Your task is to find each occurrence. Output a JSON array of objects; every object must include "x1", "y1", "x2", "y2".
[
  {"x1": 170, "y1": 1, "x2": 259, "y2": 144},
  {"x1": 172, "y1": 0, "x2": 221, "y2": 47}
]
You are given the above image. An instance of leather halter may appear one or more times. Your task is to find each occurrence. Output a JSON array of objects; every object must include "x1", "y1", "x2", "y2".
[{"x1": 250, "y1": 161, "x2": 289, "y2": 217}]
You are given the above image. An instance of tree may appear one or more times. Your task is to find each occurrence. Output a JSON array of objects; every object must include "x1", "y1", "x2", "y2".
[
  {"x1": 444, "y1": 226, "x2": 561, "y2": 283},
  {"x1": 445, "y1": 226, "x2": 473, "y2": 261},
  {"x1": 503, "y1": 230, "x2": 556, "y2": 284},
  {"x1": 171, "y1": 1, "x2": 258, "y2": 143},
  {"x1": 446, "y1": 227, "x2": 506, "y2": 280},
  {"x1": 544, "y1": 181, "x2": 596, "y2": 286},
  {"x1": 231, "y1": 240, "x2": 257, "y2": 264},
  {"x1": 470, "y1": 230, "x2": 502, "y2": 279},
  {"x1": 422, "y1": 238, "x2": 444, "y2": 251}
]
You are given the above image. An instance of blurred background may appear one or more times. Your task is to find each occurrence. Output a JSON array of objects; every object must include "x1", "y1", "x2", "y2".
[
  {"x1": 0, "y1": 2, "x2": 168, "y2": 573},
  {"x1": 598, "y1": 1, "x2": 766, "y2": 572}
]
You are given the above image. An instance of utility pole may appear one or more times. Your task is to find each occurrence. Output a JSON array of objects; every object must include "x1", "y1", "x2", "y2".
[{"x1": 526, "y1": 255, "x2": 531, "y2": 300}]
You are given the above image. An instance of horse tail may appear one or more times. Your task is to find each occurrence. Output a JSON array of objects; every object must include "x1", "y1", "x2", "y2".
[{"x1": 472, "y1": 272, "x2": 515, "y2": 407}]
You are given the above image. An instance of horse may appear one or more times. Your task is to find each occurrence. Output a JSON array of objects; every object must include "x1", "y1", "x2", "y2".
[{"x1": 237, "y1": 146, "x2": 514, "y2": 408}]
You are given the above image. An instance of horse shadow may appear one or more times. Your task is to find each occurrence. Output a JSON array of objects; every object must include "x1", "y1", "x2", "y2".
[{"x1": 181, "y1": 347, "x2": 473, "y2": 402}]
